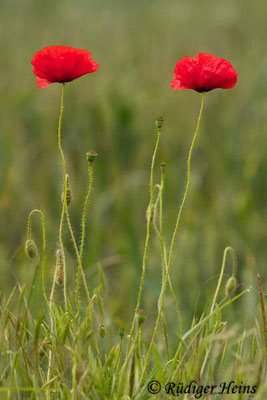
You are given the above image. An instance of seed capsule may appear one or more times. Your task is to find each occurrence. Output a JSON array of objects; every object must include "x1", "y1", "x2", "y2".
[
  {"x1": 155, "y1": 116, "x2": 164, "y2": 129},
  {"x1": 87, "y1": 150, "x2": 97, "y2": 163}
]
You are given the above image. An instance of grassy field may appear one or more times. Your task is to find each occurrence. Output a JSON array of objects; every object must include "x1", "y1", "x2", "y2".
[{"x1": 0, "y1": 0, "x2": 267, "y2": 398}]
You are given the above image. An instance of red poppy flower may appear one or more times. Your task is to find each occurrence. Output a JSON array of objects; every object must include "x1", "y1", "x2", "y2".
[
  {"x1": 171, "y1": 53, "x2": 238, "y2": 93},
  {"x1": 31, "y1": 45, "x2": 99, "y2": 89}
]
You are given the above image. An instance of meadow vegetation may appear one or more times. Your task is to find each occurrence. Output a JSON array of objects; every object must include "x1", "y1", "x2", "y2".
[{"x1": 0, "y1": 0, "x2": 267, "y2": 398}]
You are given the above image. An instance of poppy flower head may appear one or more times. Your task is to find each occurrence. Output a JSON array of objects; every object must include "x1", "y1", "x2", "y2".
[
  {"x1": 31, "y1": 45, "x2": 99, "y2": 89},
  {"x1": 171, "y1": 53, "x2": 238, "y2": 93}
]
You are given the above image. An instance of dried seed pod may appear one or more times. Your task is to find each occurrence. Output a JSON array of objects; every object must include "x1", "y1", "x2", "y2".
[
  {"x1": 55, "y1": 249, "x2": 64, "y2": 286},
  {"x1": 25, "y1": 239, "x2": 38, "y2": 260}
]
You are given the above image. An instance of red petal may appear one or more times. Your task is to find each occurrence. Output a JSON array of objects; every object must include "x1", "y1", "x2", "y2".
[
  {"x1": 171, "y1": 78, "x2": 192, "y2": 90},
  {"x1": 36, "y1": 77, "x2": 53, "y2": 89}
]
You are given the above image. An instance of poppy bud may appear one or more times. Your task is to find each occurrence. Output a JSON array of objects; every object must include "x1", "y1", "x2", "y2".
[
  {"x1": 98, "y1": 323, "x2": 105, "y2": 338},
  {"x1": 160, "y1": 161, "x2": 167, "y2": 170},
  {"x1": 155, "y1": 116, "x2": 164, "y2": 129},
  {"x1": 136, "y1": 309, "x2": 147, "y2": 327},
  {"x1": 225, "y1": 276, "x2": 237, "y2": 296},
  {"x1": 87, "y1": 150, "x2": 97, "y2": 163},
  {"x1": 146, "y1": 204, "x2": 155, "y2": 224},
  {"x1": 55, "y1": 249, "x2": 64, "y2": 286},
  {"x1": 118, "y1": 327, "x2": 126, "y2": 338},
  {"x1": 61, "y1": 174, "x2": 72, "y2": 206},
  {"x1": 25, "y1": 239, "x2": 38, "y2": 260}
]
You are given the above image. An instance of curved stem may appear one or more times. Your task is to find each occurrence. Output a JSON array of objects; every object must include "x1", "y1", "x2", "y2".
[
  {"x1": 136, "y1": 92, "x2": 205, "y2": 392},
  {"x1": 210, "y1": 246, "x2": 237, "y2": 314},
  {"x1": 27, "y1": 209, "x2": 49, "y2": 311},
  {"x1": 126, "y1": 128, "x2": 162, "y2": 357}
]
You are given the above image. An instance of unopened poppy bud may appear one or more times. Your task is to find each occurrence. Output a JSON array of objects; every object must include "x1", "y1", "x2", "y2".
[
  {"x1": 61, "y1": 174, "x2": 72, "y2": 206},
  {"x1": 136, "y1": 309, "x2": 147, "y2": 327},
  {"x1": 118, "y1": 327, "x2": 126, "y2": 338},
  {"x1": 155, "y1": 116, "x2": 164, "y2": 129},
  {"x1": 55, "y1": 249, "x2": 64, "y2": 286},
  {"x1": 87, "y1": 150, "x2": 97, "y2": 163},
  {"x1": 225, "y1": 276, "x2": 237, "y2": 296},
  {"x1": 98, "y1": 323, "x2": 105, "y2": 338},
  {"x1": 25, "y1": 239, "x2": 38, "y2": 260},
  {"x1": 146, "y1": 204, "x2": 155, "y2": 224}
]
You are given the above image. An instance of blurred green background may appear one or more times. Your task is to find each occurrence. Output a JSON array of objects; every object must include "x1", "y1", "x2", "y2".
[{"x1": 0, "y1": 0, "x2": 266, "y2": 336}]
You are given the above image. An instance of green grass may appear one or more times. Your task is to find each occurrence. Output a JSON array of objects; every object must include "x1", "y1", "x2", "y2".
[{"x1": 0, "y1": 0, "x2": 267, "y2": 398}]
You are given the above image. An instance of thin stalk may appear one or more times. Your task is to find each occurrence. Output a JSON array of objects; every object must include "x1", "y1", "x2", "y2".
[
  {"x1": 76, "y1": 161, "x2": 94, "y2": 311},
  {"x1": 57, "y1": 83, "x2": 68, "y2": 310},
  {"x1": 27, "y1": 209, "x2": 50, "y2": 312},
  {"x1": 136, "y1": 92, "x2": 205, "y2": 392},
  {"x1": 46, "y1": 264, "x2": 58, "y2": 398},
  {"x1": 64, "y1": 204, "x2": 91, "y2": 310},
  {"x1": 257, "y1": 273, "x2": 267, "y2": 356},
  {"x1": 80, "y1": 161, "x2": 94, "y2": 261},
  {"x1": 57, "y1": 87, "x2": 91, "y2": 311},
  {"x1": 154, "y1": 168, "x2": 183, "y2": 335},
  {"x1": 169, "y1": 288, "x2": 249, "y2": 380},
  {"x1": 210, "y1": 246, "x2": 236, "y2": 314},
  {"x1": 126, "y1": 127, "x2": 162, "y2": 357}
]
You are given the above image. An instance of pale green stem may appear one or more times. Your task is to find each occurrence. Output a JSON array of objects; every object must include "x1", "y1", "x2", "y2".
[
  {"x1": 64, "y1": 204, "x2": 91, "y2": 310},
  {"x1": 76, "y1": 161, "x2": 94, "y2": 311},
  {"x1": 27, "y1": 209, "x2": 49, "y2": 312},
  {"x1": 57, "y1": 83, "x2": 68, "y2": 310},
  {"x1": 126, "y1": 128, "x2": 162, "y2": 356},
  {"x1": 71, "y1": 352, "x2": 78, "y2": 399},
  {"x1": 136, "y1": 92, "x2": 205, "y2": 392},
  {"x1": 168, "y1": 288, "x2": 248, "y2": 381},
  {"x1": 154, "y1": 168, "x2": 183, "y2": 335},
  {"x1": 210, "y1": 246, "x2": 237, "y2": 314},
  {"x1": 46, "y1": 268, "x2": 57, "y2": 396},
  {"x1": 80, "y1": 162, "x2": 94, "y2": 260}
]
